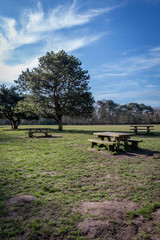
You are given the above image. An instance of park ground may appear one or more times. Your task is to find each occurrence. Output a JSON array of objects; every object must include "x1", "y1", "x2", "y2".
[{"x1": 0, "y1": 125, "x2": 160, "y2": 240}]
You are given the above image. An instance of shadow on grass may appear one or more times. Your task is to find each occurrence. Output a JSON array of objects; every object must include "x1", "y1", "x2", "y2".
[
  {"x1": 2, "y1": 126, "x2": 160, "y2": 136},
  {"x1": 118, "y1": 147, "x2": 160, "y2": 157},
  {"x1": 60, "y1": 129, "x2": 160, "y2": 137},
  {"x1": 2, "y1": 128, "x2": 95, "y2": 136},
  {"x1": 135, "y1": 132, "x2": 160, "y2": 138}
]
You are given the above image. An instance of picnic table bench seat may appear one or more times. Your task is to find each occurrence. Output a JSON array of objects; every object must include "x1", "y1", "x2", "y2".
[
  {"x1": 88, "y1": 139, "x2": 118, "y2": 151},
  {"x1": 127, "y1": 139, "x2": 143, "y2": 150}
]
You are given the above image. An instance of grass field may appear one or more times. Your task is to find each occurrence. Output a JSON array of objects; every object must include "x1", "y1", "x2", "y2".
[{"x1": 0, "y1": 125, "x2": 160, "y2": 240}]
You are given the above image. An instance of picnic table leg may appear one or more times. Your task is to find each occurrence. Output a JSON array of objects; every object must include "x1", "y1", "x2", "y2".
[
  {"x1": 147, "y1": 127, "x2": 150, "y2": 134},
  {"x1": 91, "y1": 142, "x2": 97, "y2": 148},
  {"x1": 134, "y1": 127, "x2": 137, "y2": 134},
  {"x1": 115, "y1": 142, "x2": 120, "y2": 151},
  {"x1": 124, "y1": 139, "x2": 128, "y2": 148},
  {"x1": 109, "y1": 145, "x2": 115, "y2": 151},
  {"x1": 29, "y1": 132, "x2": 33, "y2": 137},
  {"x1": 116, "y1": 139, "x2": 120, "y2": 151},
  {"x1": 106, "y1": 136, "x2": 111, "y2": 141},
  {"x1": 100, "y1": 136, "x2": 105, "y2": 140}
]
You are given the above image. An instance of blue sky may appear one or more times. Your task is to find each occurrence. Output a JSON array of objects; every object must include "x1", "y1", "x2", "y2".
[{"x1": 0, "y1": 0, "x2": 160, "y2": 107}]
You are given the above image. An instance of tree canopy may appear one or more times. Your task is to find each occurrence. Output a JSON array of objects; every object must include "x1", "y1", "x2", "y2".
[{"x1": 15, "y1": 50, "x2": 94, "y2": 130}]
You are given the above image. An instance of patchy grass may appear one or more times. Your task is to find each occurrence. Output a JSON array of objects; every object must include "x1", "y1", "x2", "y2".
[{"x1": 0, "y1": 125, "x2": 160, "y2": 239}]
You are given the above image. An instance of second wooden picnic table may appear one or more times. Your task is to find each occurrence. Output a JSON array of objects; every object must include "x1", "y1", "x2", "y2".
[
  {"x1": 130, "y1": 125, "x2": 154, "y2": 134},
  {"x1": 25, "y1": 128, "x2": 54, "y2": 137}
]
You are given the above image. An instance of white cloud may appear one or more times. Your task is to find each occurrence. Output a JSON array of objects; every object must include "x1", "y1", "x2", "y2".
[
  {"x1": 0, "y1": 32, "x2": 105, "y2": 84},
  {"x1": 44, "y1": 32, "x2": 105, "y2": 53},
  {"x1": 146, "y1": 84, "x2": 159, "y2": 88},
  {"x1": 0, "y1": 1, "x2": 120, "y2": 84},
  {"x1": 0, "y1": 1, "x2": 117, "y2": 58},
  {"x1": 91, "y1": 47, "x2": 160, "y2": 107},
  {"x1": 0, "y1": 58, "x2": 39, "y2": 84},
  {"x1": 150, "y1": 46, "x2": 160, "y2": 52}
]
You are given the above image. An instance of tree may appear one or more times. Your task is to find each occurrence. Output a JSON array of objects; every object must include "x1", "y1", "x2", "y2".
[
  {"x1": 0, "y1": 85, "x2": 39, "y2": 129},
  {"x1": 117, "y1": 103, "x2": 155, "y2": 124},
  {"x1": 15, "y1": 50, "x2": 94, "y2": 130},
  {"x1": 97, "y1": 100, "x2": 119, "y2": 124}
]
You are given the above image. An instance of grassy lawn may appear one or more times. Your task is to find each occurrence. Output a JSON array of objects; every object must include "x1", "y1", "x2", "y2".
[{"x1": 0, "y1": 125, "x2": 160, "y2": 239}]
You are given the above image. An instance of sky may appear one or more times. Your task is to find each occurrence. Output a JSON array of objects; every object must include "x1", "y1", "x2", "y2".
[{"x1": 0, "y1": 0, "x2": 160, "y2": 107}]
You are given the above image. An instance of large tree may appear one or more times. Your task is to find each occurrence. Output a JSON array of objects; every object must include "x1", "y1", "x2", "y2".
[{"x1": 15, "y1": 50, "x2": 94, "y2": 130}]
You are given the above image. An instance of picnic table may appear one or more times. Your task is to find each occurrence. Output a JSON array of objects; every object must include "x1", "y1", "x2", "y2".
[
  {"x1": 130, "y1": 125, "x2": 154, "y2": 134},
  {"x1": 25, "y1": 128, "x2": 54, "y2": 137},
  {"x1": 89, "y1": 132, "x2": 142, "y2": 151}
]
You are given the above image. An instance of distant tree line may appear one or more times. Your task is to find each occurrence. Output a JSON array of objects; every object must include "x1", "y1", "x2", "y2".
[
  {"x1": 0, "y1": 50, "x2": 160, "y2": 129},
  {"x1": 1, "y1": 88, "x2": 159, "y2": 127},
  {"x1": 62, "y1": 100, "x2": 160, "y2": 125}
]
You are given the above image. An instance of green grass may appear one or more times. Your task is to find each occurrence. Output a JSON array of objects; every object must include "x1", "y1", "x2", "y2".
[{"x1": 0, "y1": 125, "x2": 160, "y2": 239}]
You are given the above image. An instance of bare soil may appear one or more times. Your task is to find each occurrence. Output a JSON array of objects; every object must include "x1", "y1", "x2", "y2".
[
  {"x1": 78, "y1": 200, "x2": 160, "y2": 240},
  {"x1": 6, "y1": 195, "x2": 37, "y2": 206},
  {"x1": 31, "y1": 134, "x2": 62, "y2": 138}
]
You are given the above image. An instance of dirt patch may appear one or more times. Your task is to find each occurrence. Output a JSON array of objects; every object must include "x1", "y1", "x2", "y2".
[
  {"x1": 153, "y1": 153, "x2": 160, "y2": 159},
  {"x1": 78, "y1": 200, "x2": 160, "y2": 240},
  {"x1": 17, "y1": 168, "x2": 25, "y2": 171},
  {"x1": 104, "y1": 174, "x2": 121, "y2": 180},
  {"x1": 41, "y1": 171, "x2": 58, "y2": 176},
  {"x1": 32, "y1": 134, "x2": 62, "y2": 138},
  {"x1": 154, "y1": 209, "x2": 160, "y2": 221},
  {"x1": 7, "y1": 195, "x2": 37, "y2": 206},
  {"x1": 18, "y1": 135, "x2": 25, "y2": 138},
  {"x1": 79, "y1": 200, "x2": 137, "y2": 219},
  {"x1": 25, "y1": 174, "x2": 33, "y2": 178}
]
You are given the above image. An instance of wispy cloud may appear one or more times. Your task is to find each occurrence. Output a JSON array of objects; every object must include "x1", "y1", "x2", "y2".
[
  {"x1": 91, "y1": 46, "x2": 160, "y2": 106},
  {"x1": 93, "y1": 47, "x2": 160, "y2": 79},
  {"x1": 0, "y1": 1, "x2": 122, "y2": 84},
  {"x1": 0, "y1": 58, "x2": 39, "y2": 83},
  {"x1": 94, "y1": 88, "x2": 160, "y2": 106}
]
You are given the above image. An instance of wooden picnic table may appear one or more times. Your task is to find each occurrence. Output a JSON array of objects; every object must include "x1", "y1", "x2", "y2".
[
  {"x1": 89, "y1": 131, "x2": 143, "y2": 151},
  {"x1": 93, "y1": 132, "x2": 135, "y2": 148},
  {"x1": 130, "y1": 125, "x2": 154, "y2": 134},
  {"x1": 25, "y1": 128, "x2": 54, "y2": 137}
]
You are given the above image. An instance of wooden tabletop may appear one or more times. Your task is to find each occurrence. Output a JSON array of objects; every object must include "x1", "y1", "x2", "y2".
[
  {"x1": 93, "y1": 132, "x2": 135, "y2": 137},
  {"x1": 130, "y1": 125, "x2": 154, "y2": 127},
  {"x1": 24, "y1": 128, "x2": 52, "y2": 130}
]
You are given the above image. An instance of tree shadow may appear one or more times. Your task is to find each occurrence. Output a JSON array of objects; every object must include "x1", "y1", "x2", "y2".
[{"x1": 2, "y1": 127, "x2": 160, "y2": 137}]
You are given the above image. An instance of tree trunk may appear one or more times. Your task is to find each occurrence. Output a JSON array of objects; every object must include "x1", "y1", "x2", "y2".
[
  {"x1": 57, "y1": 116, "x2": 63, "y2": 131},
  {"x1": 10, "y1": 119, "x2": 20, "y2": 129}
]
